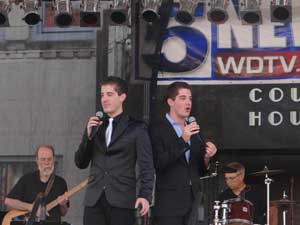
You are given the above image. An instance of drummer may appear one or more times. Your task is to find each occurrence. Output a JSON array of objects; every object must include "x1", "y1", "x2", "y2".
[{"x1": 217, "y1": 162, "x2": 266, "y2": 225}]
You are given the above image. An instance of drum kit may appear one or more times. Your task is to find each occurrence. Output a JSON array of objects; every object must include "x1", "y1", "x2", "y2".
[{"x1": 207, "y1": 162, "x2": 298, "y2": 225}]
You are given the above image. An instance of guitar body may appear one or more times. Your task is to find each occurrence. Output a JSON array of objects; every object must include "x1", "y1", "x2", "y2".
[
  {"x1": 2, "y1": 178, "x2": 88, "y2": 225},
  {"x1": 2, "y1": 210, "x2": 28, "y2": 225}
]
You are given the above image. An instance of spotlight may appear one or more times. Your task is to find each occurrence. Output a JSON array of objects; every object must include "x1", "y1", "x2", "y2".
[
  {"x1": 270, "y1": 0, "x2": 291, "y2": 23},
  {"x1": 109, "y1": 0, "x2": 129, "y2": 25},
  {"x1": 207, "y1": 0, "x2": 228, "y2": 24},
  {"x1": 53, "y1": 0, "x2": 73, "y2": 27},
  {"x1": 80, "y1": 0, "x2": 100, "y2": 27},
  {"x1": 0, "y1": 0, "x2": 10, "y2": 27},
  {"x1": 240, "y1": 0, "x2": 262, "y2": 25},
  {"x1": 175, "y1": 0, "x2": 198, "y2": 25},
  {"x1": 141, "y1": 0, "x2": 161, "y2": 23},
  {"x1": 22, "y1": 0, "x2": 41, "y2": 25}
]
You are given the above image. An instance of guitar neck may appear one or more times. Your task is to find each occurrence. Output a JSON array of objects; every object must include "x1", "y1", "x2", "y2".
[{"x1": 46, "y1": 178, "x2": 88, "y2": 211}]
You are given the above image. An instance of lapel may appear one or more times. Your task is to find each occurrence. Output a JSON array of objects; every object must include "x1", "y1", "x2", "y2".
[
  {"x1": 94, "y1": 123, "x2": 107, "y2": 152},
  {"x1": 163, "y1": 118, "x2": 189, "y2": 166},
  {"x1": 109, "y1": 114, "x2": 129, "y2": 147},
  {"x1": 163, "y1": 118, "x2": 179, "y2": 140}
]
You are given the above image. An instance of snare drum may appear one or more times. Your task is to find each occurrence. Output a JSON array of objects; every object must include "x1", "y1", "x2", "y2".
[{"x1": 226, "y1": 198, "x2": 254, "y2": 225}]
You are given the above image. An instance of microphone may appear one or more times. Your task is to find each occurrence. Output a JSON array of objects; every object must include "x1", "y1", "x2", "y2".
[
  {"x1": 90, "y1": 111, "x2": 104, "y2": 139},
  {"x1": 185, "y1": 116, "x2": 205, "y2": 145},
  {"x1": 185, "y1": 116, "x2": 197, "y2": 124}
]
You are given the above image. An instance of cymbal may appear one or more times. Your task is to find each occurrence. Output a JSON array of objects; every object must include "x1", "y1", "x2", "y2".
[
  {"x1": 272, "y1": 199, "x2": 297, "y2": 205},
  {"x1": 249, "y1": 166, "x2": 285, "y2": 176},
  {"x1": 271, "y1": 199, "x2": 299, "y2": 209}
]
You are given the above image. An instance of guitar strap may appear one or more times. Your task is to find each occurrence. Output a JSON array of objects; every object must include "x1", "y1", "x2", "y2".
[
  {"x1": 25, "y1": 193, "x2": 42, "y2": 225},
  {"x1": 44, "y1": 173, "x2": 55, "y2": 198},
  {"x1": 25, "y1": 173, "x2": 56, "y2": 225}
]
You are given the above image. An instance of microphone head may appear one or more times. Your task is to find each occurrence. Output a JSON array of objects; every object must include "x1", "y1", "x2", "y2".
[
  {"x1": 95, "y1": 111, "x2": 104, "y2": 119},
  {"x1": 186, "y1": 116, "x2": 196, "y2": 124}
]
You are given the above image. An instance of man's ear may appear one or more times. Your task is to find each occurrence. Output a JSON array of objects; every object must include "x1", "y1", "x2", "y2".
[
  {"x1": 167, "y1": 98, "x2": 174, "y2": 107},
  {"x1": 240, "y1": 173, "x2": 245, "y2": 182},
  {"x1": 120, "y1": 93, "x2": 127, "y2": 102},
  {"x1": 35, "y1": 158, "x2": 39, "y2": 169}
]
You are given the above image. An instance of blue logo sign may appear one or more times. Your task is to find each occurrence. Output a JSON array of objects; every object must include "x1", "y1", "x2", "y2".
[{"x1": 161, "y1": 26, "x2": 209, "y2": 73}]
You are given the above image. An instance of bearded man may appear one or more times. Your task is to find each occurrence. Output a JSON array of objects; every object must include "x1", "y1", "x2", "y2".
[{"x1": 5, "y1": 144, "x2": 69, "y2": 222}]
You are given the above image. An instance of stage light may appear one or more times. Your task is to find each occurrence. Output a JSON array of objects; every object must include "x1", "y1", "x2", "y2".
[
  {"x1": 240, "y1": 0, "x2": 262, "y2": 25},
  {"x1": 109, "y1": 0, "x2": 129, "y2": 25},
  {"x1": 80, "y1": 0, "x2": 100, "y2": 27},
  {"x1": 175, "y1": 0, "x2": 198, "y2": 25},
  {"x1": 0, "y1": 0, "x2": 10, "y2": 27},
  {"x1": 53, "y1": 0, "x2": 73, "y2": 27},
  {"x1": 22, "y1": 0, "x2": 41, "y2": 25},
  {"x1": 207, "y1": 0, "x2": 228, "y2": 24},
  {"x1": 270, "y1": 0, "x2": 291, "y2": 23},
  {"x1": 141, "y1": 0, "x2": 161, "y2": 23}
]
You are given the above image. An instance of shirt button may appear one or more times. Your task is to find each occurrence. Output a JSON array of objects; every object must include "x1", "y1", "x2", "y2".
[{"x1": 103, "y1": 186, "x2": 106, "y2": 190}]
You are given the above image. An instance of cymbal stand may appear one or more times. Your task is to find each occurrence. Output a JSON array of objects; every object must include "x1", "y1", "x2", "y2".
[
  {"x1": 290, "y1": 176, "x2": 294, "y2": 225},
  {"x1": 283, "y1": 209, "x2": 287, "y2": 225},
  {"x1": 200, "y1": 173, "x2": 218, "y2": 180},
  {"x1": 264, "y1": 172, "x2": 273, "y2": 225},
  {"x1": 200, "y1": 161, "x2": 219, "y2": 180},
  {"x1": 282, "y1": 191, "x2": 288, "y2": 225}
]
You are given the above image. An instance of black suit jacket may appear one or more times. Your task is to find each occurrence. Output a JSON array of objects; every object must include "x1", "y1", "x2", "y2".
[
  {"x1": 75, "y1": 114, "x2": 154, "y2": 209},
  {"x1": 149, "y1": 117, "x2": 207, "y2": 216}
]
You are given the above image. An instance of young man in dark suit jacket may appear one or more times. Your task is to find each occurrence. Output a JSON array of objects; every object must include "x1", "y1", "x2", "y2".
[
  {"x1": 75, "y1": 76, "x2": 154, "y2": 225},
  {"x1": 149, "y1": 81, "x2": 217, "y2": 225}
]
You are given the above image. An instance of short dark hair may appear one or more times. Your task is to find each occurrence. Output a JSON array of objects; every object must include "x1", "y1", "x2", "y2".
[
  {"x1": 101, "y1": 76, "x2": 128, "y2": 96},
  {"x1": 226, "y1": 162, "x2": 245, "y2": 175},
  {"x1": 165, "y1": 81, "x2": 192, "y2": 102},
  {"x1": 35, "y1": 144, "x2": 55, "y2": 158}
]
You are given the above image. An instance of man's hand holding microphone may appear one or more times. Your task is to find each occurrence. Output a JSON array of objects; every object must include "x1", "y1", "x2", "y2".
[{"x1": 87, "y1": 111, "x2": 104, "y2": 139}]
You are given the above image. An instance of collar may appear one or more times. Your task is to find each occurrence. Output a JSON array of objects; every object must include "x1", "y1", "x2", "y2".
[
  {"x1": 166, "y1": 113, "x2": 179, "y2": 126},
  {"x1": 107, "y1": 112, "x2": 123, "y2": 124}
]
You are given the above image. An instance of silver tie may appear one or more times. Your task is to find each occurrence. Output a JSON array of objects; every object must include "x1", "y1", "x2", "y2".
[{"x1": 105, "y1": 118, "x2": 113, "y2": 146}]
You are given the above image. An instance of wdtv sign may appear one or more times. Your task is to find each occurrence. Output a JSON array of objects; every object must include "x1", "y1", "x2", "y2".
[{"x1": 159, "y1": 0, "x2": 300, "y2": 84}]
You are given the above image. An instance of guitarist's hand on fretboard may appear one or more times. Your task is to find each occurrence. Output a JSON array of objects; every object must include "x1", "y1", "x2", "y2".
[
  {"x1": 57, "y1": 192, "x2": 69, "y2": 216},
  {"x1": 57, "y1": 192, "x2": 69, "y2": 206}
]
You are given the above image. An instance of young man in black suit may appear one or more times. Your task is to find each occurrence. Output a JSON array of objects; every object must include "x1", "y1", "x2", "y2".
[
  {"x1": 149, "y1": 81, "x2": 217, "y2": 225},
  {"x1": 75, "y1": 76, "x2": 154, "y2": 225}
]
